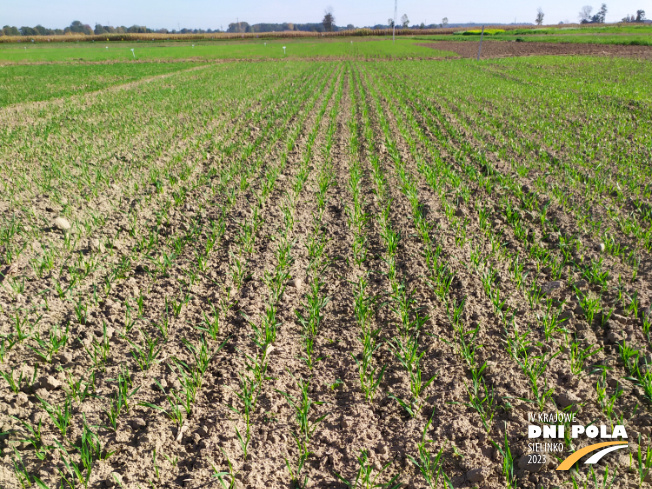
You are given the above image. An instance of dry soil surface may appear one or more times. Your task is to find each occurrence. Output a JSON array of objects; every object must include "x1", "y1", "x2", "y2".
[{"x1": 418, "y1": 40, "x2": 652, "y2": 59}]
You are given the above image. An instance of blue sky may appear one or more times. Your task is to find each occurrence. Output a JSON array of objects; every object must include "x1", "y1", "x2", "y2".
[{"x1": 2, "y1": 0, "x2": 646, "y2": 29}]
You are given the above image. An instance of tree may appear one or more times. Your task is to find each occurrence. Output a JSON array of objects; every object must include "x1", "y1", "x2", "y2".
[
  {"x1": 3, "y1": 25, "x2": 20, "y2": 36},
  {"x1": 19, "y1": 26, "x2": 37, "y2": 36},
  {"x1": 227, "y1": 22, "x2": 250, "y2": 33},
  {"x1": 580, "y1": 4, "x2": 607, "y2": 23},
  {"x1": 592, "y1": 3, "x2": 607, "y2": 23},
  {"x1": 623, "y1": 9, "x2": 646, "y2": 22},
  {"x1": 400, "y1": 14, "x2": 409, "y2": 28},
  {"x1": 387, "y1": 18, "x2": 395, "y2": 28},
  {"x1": 69, "y1": 20, "x2": 84, "y2": 33},
  {"x1": 580, "y1": 3, "x2": 607, "y2": 24},
  {"x1": 579, "y1": 5, "x2": 593, "y2": 23},
  {"x1": 34, "y1": 25, "x2": 52, "y2": 35},
  {"x1": 322, "y1": 8, "x2": 334, "y2": 32},
  {"x1": 441, "y1": 17, "x2": 449, "y2": 27},
  {"x1": 536, "y1": 8, "x2": 545, "y2": 25}
]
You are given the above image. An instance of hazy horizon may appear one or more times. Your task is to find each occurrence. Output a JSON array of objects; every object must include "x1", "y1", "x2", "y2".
[{"x1": 3, "y1": 0, "x2": 647, "y2": 30}]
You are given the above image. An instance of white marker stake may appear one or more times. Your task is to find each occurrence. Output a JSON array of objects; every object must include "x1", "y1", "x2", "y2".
[
  {"x1": 283, "y1": 46, "x2": 286, "y2": 54},
  {"x1": 131, "y1": 48, "x2": 135, "y2": 59}
]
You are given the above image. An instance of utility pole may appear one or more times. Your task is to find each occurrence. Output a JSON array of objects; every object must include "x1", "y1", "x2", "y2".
[
  {"x1": 477, "y1": 25, "x2": 485, "y2": 60},
  {"x1": 393, "y1": 0, "x2": 397, "y2": 42}
]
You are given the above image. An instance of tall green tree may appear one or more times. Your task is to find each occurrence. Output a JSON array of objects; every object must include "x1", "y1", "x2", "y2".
[{"x1": 322, "y1": 8, "x2": 335, "y2": 32}]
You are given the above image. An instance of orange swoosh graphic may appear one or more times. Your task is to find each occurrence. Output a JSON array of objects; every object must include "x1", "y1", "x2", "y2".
[{"x1": 556, "y1": 441, "x2": 628, "y2": 470}]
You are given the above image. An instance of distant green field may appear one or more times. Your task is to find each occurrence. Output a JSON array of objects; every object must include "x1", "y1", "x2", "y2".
[
  {"x1": 515, "y1": 34, "x2": 651, "y2": 45},
  {"x1": 0, "y1": 62, "x2": 200, "y2": 106},
  {"x1": 416, "y1": 24, "x2": 652, "y2": 46},
  {"x1": 508, "y1": 25, "x2": 652, "y2": 35},
  {"x1": 456, "y1": 29, "x2": 506, "y2": 35},
  {"x1": 419, "y1": 34, "x2": 652, "y2": 45},
  {"x1": 482, "y1": 55, "x2": 652, "y2": 101},
  {"x1": 0, "y1": 38, "x2": 455, "y2": 107},
  {"x1": 0, "y1": 38, "x2": 454, "y2": 63}
]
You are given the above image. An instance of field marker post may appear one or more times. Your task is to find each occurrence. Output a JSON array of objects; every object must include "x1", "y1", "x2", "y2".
[
  {"x1": 477, "y1": 25, "x2": 485, "y2": 60},
  {"x1": 393, "y1": 0, "x2": 397, "y2": 43}
]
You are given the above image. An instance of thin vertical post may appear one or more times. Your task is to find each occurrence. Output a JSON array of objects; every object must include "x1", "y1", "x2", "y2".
[
  {"x1": 393, "y1": 0, "x2": 397, "y2": 42},
  {"x1": 477, "y1": 25, "x2": 485, "y2": 60}
]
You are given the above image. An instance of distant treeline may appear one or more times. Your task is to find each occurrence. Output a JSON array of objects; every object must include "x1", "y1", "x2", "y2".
[
  {"x1": 1, "y1": 20, "x2": 223, "y2": 37},
  {"x1": 2, "y1": 20, "x2": 645, "y2": 43},
  {"x1": 221, "y1": 21, "x2": 511, "y2": 32},
  {"x1": 226, "y1": 22, "x2": 354, "y2": 33},
  {"x1": 0, "y1": 28, "x2": 460, "y2": 43},
  {"x1": 1, "y1": 20, "x2": 358, "y2": 37},
  {"x1": 1, "y1": 19, "x2": 531, "y2": 38}
]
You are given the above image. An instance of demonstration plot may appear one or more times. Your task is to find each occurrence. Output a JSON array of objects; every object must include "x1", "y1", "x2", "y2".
[
  {"x1": 0, "y1": 62, "x2": 200, "y2": 107},
  {"x1": 415, "y1": 24, "x2": 652, "y2": 46},
  {"x1": 417, "y1": 39, "x2": 652, "y2": 59},
  {"x1": 0, "y1": 56, "x2": 650, "y2": 488},
  {"x1": 0, "y1": 38, "x2": 455, "y2": 63}
]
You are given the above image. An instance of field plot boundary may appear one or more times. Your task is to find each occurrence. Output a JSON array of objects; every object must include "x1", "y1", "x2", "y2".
[
  {"x1": 418, "y1": 40, "x2": 652, "y2": 59},
  {"x1": 0, "y1": 63, "x2": 210, "y2": 115},
  {"x1": 0, "y1": 54, "x2": 456, "y2": 67}
]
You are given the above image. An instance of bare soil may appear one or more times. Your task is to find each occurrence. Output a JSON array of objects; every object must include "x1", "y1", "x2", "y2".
[
  {"x1": 0, "y1": 60, "x2": 649, "y2": 489},
  {"x1": 418, "y1": 40, "x2": 652, "y2": 59}
]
